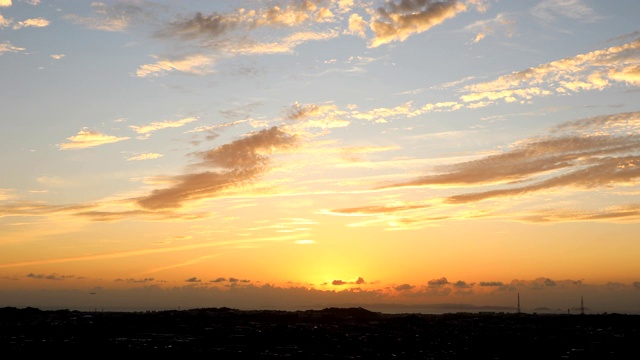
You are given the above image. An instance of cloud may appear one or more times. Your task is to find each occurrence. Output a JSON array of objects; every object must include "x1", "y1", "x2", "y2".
[
  {"x1": 114, "y1": 277, "x2": 155, "y2": 283},
  {"x1": 464, "y1": 12, "x2": 515, "y2": 43},
  {"x1": 185, "y1": 277, "x2": 201, "y2": 283},
  {"x1": 211, "y1": 277, "x2": 227, "y2": 283},
  {"x1": 461, "y1": 38, "x2": 640, "y2": 104},
  {"x1": 135, "y1": 55, "x2": 215, "y2": 77},
  {"x1": 64, "y1": 2, "x2": 146, "y2": 32},
  {"x1": 382, "y1": 111, "x2": 640, "y2": 205},
  {"x1": 129, "y1": 117, "x2": 198, "y2": 135},
  {"x1": 58, "y1": 129, "x2": 129, "y2": 150},
  {"x1": 347, "y1": 13, "x2": 367, "y2": 38},
  {"x1": 27, "y1": 273, "x2": 74, "y2": 281},
  {"x1": 0, "y1": 0, "x2": 10, "y2": 7},
  {"x1": 0, "y1": 41, "x2": 24, "y2": 54},
  {"x1": 127, "y1": 153, "x2": 163, "y2": 161},
  {"x1": 394, "y1": 283, "x2": 415, "y2": 291},
  {"x1": 369, "y1": 0, "x2": 470, "y2": 48},
  {"x1": 326, "y1": 204, "x2": 430, "y2": 216},
  {"x1": 531, "y1": 0, "x2": 600, "y2": 23},
  {"x1": 332, "y1": 277, "x2": 366, "y2": 286},
  {"x1": 50, "y1": 54, "x2": 65, "y2": 60},
  {"x1": 12, "y1": 17, "x2": 48, "y2": 29},
  {"x1": 428, "y1": 277, "x2": 450, "y2": 287},
  {"x1": 479, "y1": 281, "x2": 504, "y2": 287},
  {"x1": 136, "y1": 126, "x2": 296, "y2": 210},
  {"x1": 0, "y1": 13, "x2": 11, "y2": 27}
]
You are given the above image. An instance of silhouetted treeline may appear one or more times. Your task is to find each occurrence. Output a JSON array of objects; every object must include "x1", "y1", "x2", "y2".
[{"x1": 1, "y1": 306, "x2": 639, "y2": 358}]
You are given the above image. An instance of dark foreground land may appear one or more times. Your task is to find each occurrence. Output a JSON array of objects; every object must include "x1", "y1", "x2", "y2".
[{"x1": 1, "y1": 306, "x2": 639, "y2": 358}]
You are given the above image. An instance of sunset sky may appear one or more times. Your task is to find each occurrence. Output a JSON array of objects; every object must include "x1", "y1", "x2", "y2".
[{"x1": 2, "y1": 0, "x2": 640, "y2": 313}]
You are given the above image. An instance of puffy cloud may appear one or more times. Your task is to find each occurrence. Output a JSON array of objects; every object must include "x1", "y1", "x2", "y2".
[
  {"x1": 129, "y1": 117, "x2": 198, "y2": 135},
  {"x1": 394, "y1": 283, "x2": 415, "y2": 291},
  {"x1": 0, "y1": 0, "x2": 10, "y2": 7},
  {"x1": 50, "y1": 54, "x2": 65, "y2": 60},
  {"x1": 136, "y1": 126, "x2": 296, "y2": 210},
  {"x1": 58, "y1": 129, "x2": 129, "y2": 150},
  {"x1": 428, "y1": 277, "x2": 449, "y2": 287},
  {"x1": 127, "y1": 153, "x2": 163, "y2": 161},
  {"x1": 135, "y1": 55, "x2": 215, "y2": 77},
  {"x1": 12, "y1": 17, "x2": 48, "y2": 29},
  {"x1": 347, "y1": 13, "x2": 367, "y2": 38},
  {"x1": 479, "y1": 281, "x2": 504, "y2": 287},
  {"x1": 185, "y1": 277, "x2": 201, "y2": 283},
  {"x1": 369, "y1": 0, "x2": 469, "y2": 48}
]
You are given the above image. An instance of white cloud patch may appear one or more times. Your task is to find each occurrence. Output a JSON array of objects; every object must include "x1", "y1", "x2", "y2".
[
  {"x1": 129, "y1": 117, "x2": 199, "y2": 136},
  {"x1": 12, "y1": 17, "x2": 49, "y2": 29},
  {"x1": 127, "y1": 153, "x2": 163, "y2": 161},
  {"x1": 50, "y1": 54, "x2": 65, "y2": 60},
  {"x1": 135, "y1": 54, "x2": 215, "y2": 77},
  {"x1": 0, "y1": 41, "x2": 24, "y2": 54},
  {"x1": 59, "y1": 129, "x2": 130, "y2": 150}
]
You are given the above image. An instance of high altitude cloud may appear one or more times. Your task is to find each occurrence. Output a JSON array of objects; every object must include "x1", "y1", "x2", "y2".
[
  {"x1": 127, "y1": 153, "x2": 163, "y2": 161},
  {"x1": 59, "y1": 129, "x2": 129, "y2": 150},
  {"x1": 531, "y1": 0, "x2": 599, "y2": 23},
  {"x1": 135, "y1": 55, "x2": 214, "y2": 77},
  {"x1": 369, "y1": 0, "x2": 472, "y2": 48},
  {"x1": 64, "y1": 2, "x2": 146, "y2": 32},
  {"x1": 129, "y1": 117, "x2": 198, "y2": 135},
  {"x1": 461, "y1": 38, "x2": 640, "y2": 104},
  {"x1": 383, "y1": 111, "x2": 640, "y2": 205},
  {"x1": 136, "y1": 126, "x2": 296, "y2": 210}
]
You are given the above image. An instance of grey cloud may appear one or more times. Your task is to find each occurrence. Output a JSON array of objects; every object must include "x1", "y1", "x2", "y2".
[
  {"x1": 186, "y1": 277, "x2": 201, "y2": 283},
  {"x1": 428, "y1": 277, "x2": 449, "y2": 287},
  {"x1": 394, "y1": 284, "x2": 415, "y2": 291},
  {"x1": 211, "y1": 277, "x2": 227, "y2": 283},
  {"x1": 479, "y1": 281, "x2": 503, "y2": 287},
  {"x1": 27, "y1": 273, "x2": 74, "y2": 281},
  {"x1": 115, "y1": 278, "x2": 155, "y2": 283},
  {"x1": 633, "y1": 282, "x2": 640, "y2": 290},
  {"x1": 332, "y1": 277, "x2": 366, "y2": 286},
  {"x1": 453, "y1": 280, "x2": 473, "y2": 288}
]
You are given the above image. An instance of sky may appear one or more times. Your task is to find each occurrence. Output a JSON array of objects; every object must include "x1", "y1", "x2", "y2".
[{"x1": 1, "y1": 0, "x2": 640, "y2": 314}]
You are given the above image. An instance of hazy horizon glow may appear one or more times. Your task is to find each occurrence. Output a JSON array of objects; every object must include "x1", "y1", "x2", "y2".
[{"x1": 2, "y1": 0, "x2": 640, "y2": 314}]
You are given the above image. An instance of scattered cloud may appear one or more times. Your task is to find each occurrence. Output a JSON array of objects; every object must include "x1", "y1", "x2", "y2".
[
  {"x1": 64, "y1": 2, "x2": 147, "y2": 32},
  {"x1": 12, "y1": 17, "x2": 48, "y2": 29},
  {"x1": 58, "y1": 129, "x2": 129, "y2": 150},
  {"x1": 135, "y1": 54, "x2": 215, "y2": 77},
  {"x1": 130, "y1": 117, "x2": 198, "y2": 136},
  {"x1": 114, "y1": 277, "x2": 155, "y2": 283},
  {"x1": 127, "y1": 153, "x2": 163, "y2": 161},
  {"x1": 0, "y1": 0, "x2": 10, "y2": 7},
  {"x1": 332, "y1": 277, "x2": 366, "y2": 286},
  {"x1": 479, "y1": 281, "x2": 504, "y2": 287},
  {"x1": 0, "y1": 41, "x2": 24, "y2": 54},
  {"x1": 347, "y1": 13, "x2": 367, "y2": 38},
  {"x1": 428, "y1": 277, "x2": 450, "y2": 287},
  {"x1": 50, "y1": 54, "x2": 65, "y2": 59},
  {"x1": 27, "y1": 273, "x2": 74, "y2": 281},
  {"x1": 185, "y1": 277, "x2": 201, "y2": 283}
]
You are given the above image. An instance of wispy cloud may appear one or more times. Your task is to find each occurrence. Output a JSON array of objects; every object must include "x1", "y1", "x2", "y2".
[
  {"x1": 136, "y1": 126, "x2": 297, "y2": 210},
  {"x1": 64, "y1": 2, "x2": 147, "y2": 32},
  {"x1": 129, "y1": 117, "x2": 198, "y2": 136},
  {"x1": 58, "y1": 129, "x2": 129, "y2": 150},
  {"x1": 0, "y1": 41, "x2": 24, "y2": 54},
  {"x1": 135, "y1": 55, "x2": 215, "y2": 77},
  {"x1": 127, "y1": 153, "x2": 163, "y2": 161},
  {"x1": 531, "y1": 0, "x2": 600, "y2": 23}
]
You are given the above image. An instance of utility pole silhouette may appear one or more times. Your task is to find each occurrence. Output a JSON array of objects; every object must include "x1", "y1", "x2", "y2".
[
  {"x1": 580, "y1": 296, "x2": 584, "y2": 315},
  {"x1": 517, "y1": 292, "x2": 521, "y2": 314}
]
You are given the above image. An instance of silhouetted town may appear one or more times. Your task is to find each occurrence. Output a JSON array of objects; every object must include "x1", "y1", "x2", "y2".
[{"x1": 2, "y1": 306, "x2": 639, "y2": 358}]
